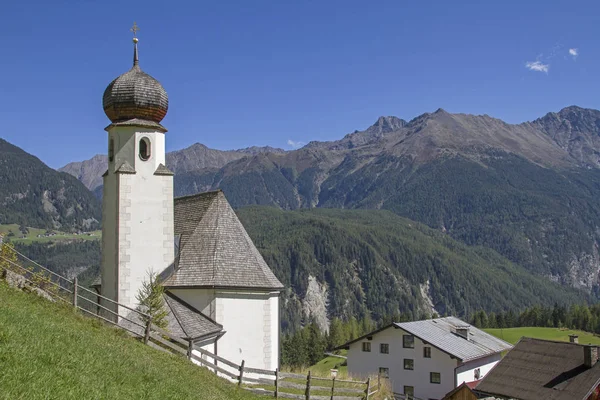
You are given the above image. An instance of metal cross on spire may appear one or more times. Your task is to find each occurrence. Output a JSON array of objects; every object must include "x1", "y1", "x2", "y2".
[{"x1": 131, "y1": 22, "x2": 140, "y2": 38}]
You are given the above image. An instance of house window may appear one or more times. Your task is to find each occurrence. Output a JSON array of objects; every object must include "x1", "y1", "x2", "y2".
[
  {"x1": 379, "y1": 367, "x2": 389, "y2": 378},
  {"x1": 139, "y1": 137, "x2": 151, "y2": 161},
  {"x1": 423, "y1": 347, "x2": 431, "y2": 358},
  {"x1": 404, "y1": 386, "x2": 414, "y2": 398},
  {"x1": 403, "y1": 334, "x2": 414, "y2": 349},
  {"x1": 403, "y1": 359, "x2": 414, "y2": 370},
  {"x1": 108, "y1": 138, "x2": 115, "y2": 162},
  {"x1": 380, "y1": 343, "x2": 389, "y2": 354},
  {"x1": 430, "y1": 372, "x2": 441, "y2": 384},
  {"x1": 362, "y1": 342, "x2": 371, "y2": 352}
]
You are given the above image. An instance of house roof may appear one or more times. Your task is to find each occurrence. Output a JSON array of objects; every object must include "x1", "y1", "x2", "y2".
[
  {"x1": 161, "y1": 190, "x2": 283, "y2": 290},
  {"x1": 336, "y1": 317, "x2": 512, "y2": 362},
  {"x1": 442, "y1": 382, "x2": 477, "y2": 400},
  {"x1": 476, "y1": 337, "x2": 600, "y2": 400},
  {"x1": 395, "y1": 317, "x2": 512, "y2": 362}
]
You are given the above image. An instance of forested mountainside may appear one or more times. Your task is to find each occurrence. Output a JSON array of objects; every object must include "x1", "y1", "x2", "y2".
[
  {"x1": 60, "y1": 106, "x2": 600, "y2": 295},
  {"x1": 0, "y1": 139, "x2": 100, "y2": 231},
  {"x1": 237, "y1": 207, "x2": 588, "y2": 333}
]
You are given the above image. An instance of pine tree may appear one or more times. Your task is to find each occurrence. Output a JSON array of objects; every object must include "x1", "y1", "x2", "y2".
[{"x1": 136, "y1": 272, "x2": 169, "y2": 329}]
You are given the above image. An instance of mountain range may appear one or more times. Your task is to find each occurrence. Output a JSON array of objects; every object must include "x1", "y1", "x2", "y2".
[{"x1": 60, "y1": 106, "x2": 600, "y2": 294}]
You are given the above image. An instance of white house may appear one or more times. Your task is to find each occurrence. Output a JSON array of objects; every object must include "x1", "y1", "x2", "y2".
[
  {"x1": 94, "y1": 30, "x2": 283, "y2": 374},
  {"x1": 337, "y1": 317, "x2": 512, "y2": 400}
]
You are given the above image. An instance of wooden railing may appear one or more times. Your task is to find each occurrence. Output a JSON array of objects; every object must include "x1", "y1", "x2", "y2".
[{"x1": 0, "y1": 248, "x2": 377, "y2": 399}]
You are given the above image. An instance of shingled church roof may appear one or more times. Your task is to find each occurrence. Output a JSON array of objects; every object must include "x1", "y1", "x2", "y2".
[
  {"x1": 162, "y1": 292, "x2": 223, "y2": 340},
  {"x1": 161, "y1": 190, "x2": 283, "y2": 290}
]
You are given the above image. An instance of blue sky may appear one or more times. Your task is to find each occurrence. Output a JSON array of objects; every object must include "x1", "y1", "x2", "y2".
[{"x1": 1, "y1": 0, "x2": 598, "y2": 168}]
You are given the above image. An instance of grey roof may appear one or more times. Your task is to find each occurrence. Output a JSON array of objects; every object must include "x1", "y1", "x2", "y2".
[
  {"x1": 162, "y1": 292, "x2": 223, "y2": 340},
  {"x1": 395, "y1": 317, "x2": 513, "y2": 362},
  {"x1": 162, "y1": 190, "x2": 283, "y2": 290},
  {"x1": 118, "y1": 292, "x2": 223, "y2": 341},
  {"x1": 476, "y1": 337, "x2": 600, "y2": 400},
  {"x1": 90, "y1": 275, "x2": 101, "y2": 287},
  {"x1": 115, "y1": 161, "x2": 136, "y2": 174},
  {"x1": 103, "y1": 41, "x2": 168, "y2": 124},
  {"x1": 154, "y1": 163, "x2": 174, "y2": 176}
]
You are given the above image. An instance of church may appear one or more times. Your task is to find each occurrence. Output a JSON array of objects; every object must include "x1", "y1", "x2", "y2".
[{"x1": 93, "y1": 29, "x2": 283, "y2": 373}]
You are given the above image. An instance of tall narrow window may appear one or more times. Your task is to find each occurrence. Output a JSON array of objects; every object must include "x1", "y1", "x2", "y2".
[
  {"x1": 139, "y1": 137, "x2": 151, "y2": 161},
  {"x1": 423, "y1": 347, "x2": 431, "y2": 358},
  {"x1": 362, "y1": 342, "x2": 371, "y2": 352},
  {"x1": 108, "y1": 138, "x2": 115, "y2": 162}
]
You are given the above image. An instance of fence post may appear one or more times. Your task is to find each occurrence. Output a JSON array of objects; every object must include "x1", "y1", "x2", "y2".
[
  {"x1": 143, "y1": 319, "x2": 152, "y2": 345},
  {"x1": 274, "y1": 368, "x2": 279, "y2": 399},
  {"x1": 238, "y1": 360, "x2": 245, "y2": 387},
  {"x1": 330, "y1": 376, "x2": 336, "y2": 400},
  {"x1": 187, "y1": 340, "x2": 194, "y2": 359},
  {"x1": 305, "y1": 370, "x2": 311, "y2": 400},
  {"x1": 377, "y1": 373, "x2": 381, "y2": 392},
  {"x1": 72, "y1": 277, "x2": 78, "y2": 308},
  {"x1": 365, "y1": 377, "x2": 371, "y2": 400}
]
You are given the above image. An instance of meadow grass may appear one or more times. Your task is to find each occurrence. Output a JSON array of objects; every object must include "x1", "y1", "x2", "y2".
[
  {"x1": 0, "y1": 281, "x2": 260, "y2": 400},
  {"x1": 484, "y1": 326, "x2": 600, "y2": 345},
  {"x1": 0, "y1": 224, "x2": 101, "y2": 244}
]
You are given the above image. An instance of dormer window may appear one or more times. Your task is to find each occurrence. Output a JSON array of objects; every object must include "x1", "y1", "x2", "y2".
[{"x1": 139, "y1": 137, "x2": 151, "y2": 161}]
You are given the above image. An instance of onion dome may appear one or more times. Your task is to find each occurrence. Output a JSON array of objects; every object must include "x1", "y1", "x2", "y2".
[{"x1": 102, "y1": 37, "x2": 168, "y2": 124}]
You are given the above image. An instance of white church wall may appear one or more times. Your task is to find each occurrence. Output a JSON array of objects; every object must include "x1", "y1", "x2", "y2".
[{"x1": 215, "y1": 290, "x2": 280, "y2": 371}]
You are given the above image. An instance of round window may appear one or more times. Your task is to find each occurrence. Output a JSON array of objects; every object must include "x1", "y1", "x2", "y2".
[{"x1": 139, "y1": 137, "x2": 151, "y2": 161}]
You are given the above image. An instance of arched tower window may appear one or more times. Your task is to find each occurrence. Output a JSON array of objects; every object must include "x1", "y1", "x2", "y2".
[
  {"x1": 108, "y1": 138, "x2": 115, "y2": 162},
  {"x1": 139, "y1": 137, "x2": 151, "y2": 161}
]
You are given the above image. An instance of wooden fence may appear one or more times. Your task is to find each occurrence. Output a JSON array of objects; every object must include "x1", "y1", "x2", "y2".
[{"x1": 0, "y1": 248, "x2": 377, "y2": 399}]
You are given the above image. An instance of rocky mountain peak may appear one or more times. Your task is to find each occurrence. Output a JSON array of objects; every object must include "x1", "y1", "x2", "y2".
[{"x1": 365, "y1": 116, "x2": 407, "y2": 135}]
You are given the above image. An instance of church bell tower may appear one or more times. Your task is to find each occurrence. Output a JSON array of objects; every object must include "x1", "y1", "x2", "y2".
[{"x1": 100, "y1": 25, "x2": 174, "y2": 316}]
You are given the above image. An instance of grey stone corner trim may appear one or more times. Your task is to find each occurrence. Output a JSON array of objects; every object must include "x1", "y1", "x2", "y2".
[
  {"x1": 104, "y1": 119, "x2": 168, "y2": 133},
  {"x1": 115, "y1": 161, "x2": 136, "y2": 174},
  {"x1": 154, "y1": 163, "x2": 174, "y2": 176}
]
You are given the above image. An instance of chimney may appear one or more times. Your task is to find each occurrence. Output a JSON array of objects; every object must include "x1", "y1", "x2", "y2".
[
  {"x1": 456, "y1": 326, "x2": 470, "y2": 340},
  {"x1": 584, "y1": 345, "x2": 599, "y2": 368},
  {"x1": 569, "y1": 334, "x2": 579, "y2": 344}
]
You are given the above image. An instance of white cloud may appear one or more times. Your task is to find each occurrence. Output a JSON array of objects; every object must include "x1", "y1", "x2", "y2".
[
  {"x1": 569, "y1": 48, "x2": 578, "y2": 59},
  {"x1": 287, "y1": 139, "x2": 305, "y2": 149},
  {"x1": 525, "y1": 61, "x2": 549, "y2": 73}
]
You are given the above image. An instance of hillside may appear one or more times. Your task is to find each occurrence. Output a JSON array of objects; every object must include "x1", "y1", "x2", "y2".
[
  {"x1": 236, "y1": 207, "x2": 588, "y2": 333},
  {"x1": 0, "y1": 139, "x2": 100, "y2": 231},
  {"x1": 0, "y1": 281, "x2": 260, "y2": 400},
  {"x1": 484, "y1": 327, "x2": 600, "y2": 346}
]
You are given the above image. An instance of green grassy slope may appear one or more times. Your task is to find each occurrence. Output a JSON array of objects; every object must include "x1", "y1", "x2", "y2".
[
  {"x1": 0, "y1": 224, "x2": 101, "y2": 244},
  {"x1": 0, "y1": 282, "x2": 260, "y2": 400},
  {"x1": 484, "y1": 327, "x2": 600, "y2": 345}
]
